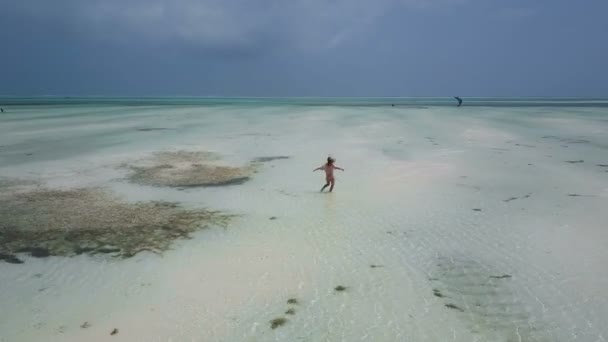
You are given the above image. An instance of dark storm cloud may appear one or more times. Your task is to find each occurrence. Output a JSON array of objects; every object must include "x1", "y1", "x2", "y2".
[
  {"x1": 3, "y1": 0, "x2": 279, "y2": 56},
  {"x1": 2, "y1": 0, "x2": 470, "y2": 55},
  {"x1": 1, "y1": 0, "x2": 607, "y2": 96}
]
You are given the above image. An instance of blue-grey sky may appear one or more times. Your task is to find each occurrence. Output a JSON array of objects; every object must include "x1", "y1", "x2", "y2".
[{"x1": 1, "y1": 0, "x2": 607, "y2": 97}]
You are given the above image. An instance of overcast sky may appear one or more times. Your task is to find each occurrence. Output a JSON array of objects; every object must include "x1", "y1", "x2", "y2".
[{"x1": 1, "y1": 0, "x2": 607, "y2": 97}]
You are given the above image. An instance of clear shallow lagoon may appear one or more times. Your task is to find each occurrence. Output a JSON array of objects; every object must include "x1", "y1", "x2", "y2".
[{"x1": 0, "y1": 98, "x2": 607, "y2": 341}]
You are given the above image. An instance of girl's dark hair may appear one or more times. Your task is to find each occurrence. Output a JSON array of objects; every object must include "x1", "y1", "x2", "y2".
[{"x1": 327, "y1": 157, "x2": 335, "y2": 164}]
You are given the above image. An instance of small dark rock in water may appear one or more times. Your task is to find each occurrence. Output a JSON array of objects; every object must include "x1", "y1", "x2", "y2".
[
  {"x1": 110, "y1": 328, "x2": 118, "y2": 335},
  {"x1": 489, "y1": 274, "x2": 512, "y2": 279},
  {"x1": 270, "y1": 317, "x2": 287, "y2": 329},
  {"x1": 253, "y1": 156, "x2": 290, "y2": 163},
  {"x1": 269, "y1": 216, "x2": 277, "y2": 220},
  {"x1": 597, "y1": 164, "x2": 608, "y2": 167},
  {"x1": 25, "y1": 153, "x2": 33, "y2": 156},
  {"x1": 285, "y1": 308, "x2": 296, "y2": 315},
  {"x1": 80, "y1": 322, "x2": 91, "y2": 329},
  {"x1": 445, "y1": 303, "x2": 464, "y2": 312},
  {"x1": 433, "y1": 289, "x2": 444, "y2": 298},
  {"x1": 34, "y1": 273, "x2": 43, "y2": 278},
  {"x1": 565, "y1": 160, "x2": 584, "y2": 164},
  {"x1": 287, "y1": 298, "x2": 298, "y2": 305},
  {"x1": 472, "y1": 208, "x2": 482, "y2": 212},
  {"x1": 0, "y1": 253, "x2": 24, "y2": 264},
  {"x1": 370, "y1": 264, "x2": 384, "y2": 268},
  {"x1": 567, "y1": 193, "x2": 595, "y2": 198},
  {"x1": 17, "y1": 247, "x2": 51, "y2": 258},
  {"x1": 334, "y1": 285, "x2": 347, "y2": 292},
  {"x1": 502, "y1": 193, "x2": 530, "y2": 202}
]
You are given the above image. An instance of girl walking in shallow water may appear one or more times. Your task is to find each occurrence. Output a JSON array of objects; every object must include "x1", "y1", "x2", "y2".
[{"x1": 313, "y1": 157, "x2": 344, "y2": 192}]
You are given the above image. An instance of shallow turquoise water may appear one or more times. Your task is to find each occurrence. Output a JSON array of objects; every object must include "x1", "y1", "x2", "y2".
[
  {"x1": 2, "y1": 96, "x2": 608, "y2": 107},
  {"x1": 0, "y1": 99, "x2": 607, "y2": 341}
]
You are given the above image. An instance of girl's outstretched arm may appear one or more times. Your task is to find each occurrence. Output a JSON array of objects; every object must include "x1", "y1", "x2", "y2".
[
  {"x1": 313, "y1": 166, "x2": 323, "y2": 172},
  {"x1": 335, "y1": 166, "x2": 345, "y2": 171}
]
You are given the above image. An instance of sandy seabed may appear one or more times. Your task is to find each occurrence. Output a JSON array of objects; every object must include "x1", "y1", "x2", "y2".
[{"x1": 0, "y1": 101, "x2": 607, "y2": 341}]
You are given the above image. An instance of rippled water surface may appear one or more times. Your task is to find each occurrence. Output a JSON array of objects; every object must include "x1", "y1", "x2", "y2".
[{"x1": 1, "y1": 99, "x2": 607, "y2": 341}]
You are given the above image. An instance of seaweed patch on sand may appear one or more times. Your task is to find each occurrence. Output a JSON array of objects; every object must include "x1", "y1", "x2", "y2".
[
  {"x1": 334, "y1": 285, "x2": 348, "y2": 292},
  {"x1": 0, "y1": 184, "x2": 233, "y2": 262},
  {"x1": 503, "y1": 193, "x2": 531, "y2": 202},
  {"x1": 122, "y1": 151, "x2": 255, "y2": 188},
  {"x1": 270, "y1": 317, "x2": 287, "y2": 329},
  {"x1": 432, "y1": 288, "x2": 445, "y2": 298},
  {"x1": 430, "y1": 256, "x2": 547, "y2": 340}
]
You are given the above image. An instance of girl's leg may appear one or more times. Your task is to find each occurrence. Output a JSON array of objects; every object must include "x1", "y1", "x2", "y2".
[
  {"x1": 329, "y1": 179, "x2": 335, "y2": 192},
  {"x1": 320, "y1": 183, "x2": 329, "y2": 192}
]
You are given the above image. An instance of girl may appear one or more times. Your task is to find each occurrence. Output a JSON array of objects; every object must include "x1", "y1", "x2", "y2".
[{"x1": 313, "y1": 157, "x2": 344, "y2": 192}]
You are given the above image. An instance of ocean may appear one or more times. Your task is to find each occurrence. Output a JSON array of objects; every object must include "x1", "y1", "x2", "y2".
[{"x1": 1, "y1": 98, "x2": 607, "y2": 341}]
